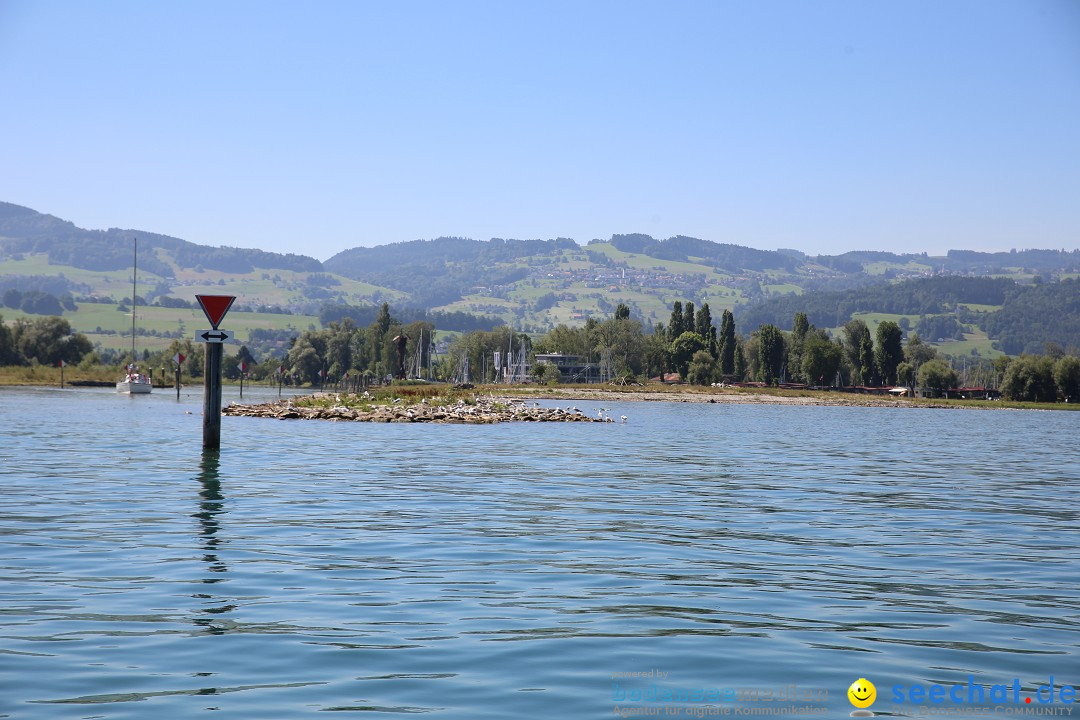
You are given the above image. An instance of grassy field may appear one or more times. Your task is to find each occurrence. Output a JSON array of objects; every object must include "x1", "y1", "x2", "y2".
[
  {"x1": 936, "y1": 330, "x2": 1003, "y2": 359},
  {"x1": 0, "y1": 253, "x2": 404, "y2": 308},
  {"x1": 862, "y1": 260, "x2": 936, "y2": 275},
  {"x1": 957, "y1": 303, "x2": 1004, "y2": 312},
  {"x1": 2, "y1": 303, "x2": 318, "y2": 354}
]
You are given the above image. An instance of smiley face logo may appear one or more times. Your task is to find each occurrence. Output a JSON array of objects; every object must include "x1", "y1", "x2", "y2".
[{"x1": 848, "y1": 678, "x2": 876, "y2": 709}]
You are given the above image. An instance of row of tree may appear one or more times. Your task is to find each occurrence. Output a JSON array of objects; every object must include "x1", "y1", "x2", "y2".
[{"x1": 3, "y1": 299, "x2": 1078, "y2": 403}]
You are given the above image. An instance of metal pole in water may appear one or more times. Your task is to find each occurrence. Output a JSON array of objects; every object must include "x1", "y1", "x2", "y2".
[{"x1": 203, "y1": 342, "x2": 223, "y2": 449}]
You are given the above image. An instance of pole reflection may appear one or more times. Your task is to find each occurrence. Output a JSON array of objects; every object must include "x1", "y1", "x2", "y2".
[{"x1": 192, "y1": 449, "x2": 235, "y2": 634}]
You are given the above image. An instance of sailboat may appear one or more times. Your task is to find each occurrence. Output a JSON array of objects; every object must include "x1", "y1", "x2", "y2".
[{"x1": 116, "y1": 238, "x2": 152, "y2": 394}]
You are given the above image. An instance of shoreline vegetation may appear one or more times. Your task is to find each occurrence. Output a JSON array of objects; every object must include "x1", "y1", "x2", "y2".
[
  {"x1": 0, "y1": 367, "x2": 1075, "y2": 415},
  {"x1": 218, "y1": 383, "x2": 1078, "y2": 423}
]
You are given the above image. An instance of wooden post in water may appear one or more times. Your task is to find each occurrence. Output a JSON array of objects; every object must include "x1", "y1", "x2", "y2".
[{"x1": 58, "y1": 359, "x2": 65, "y2": 388}]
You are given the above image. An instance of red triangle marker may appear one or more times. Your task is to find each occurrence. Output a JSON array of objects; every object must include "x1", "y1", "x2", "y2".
[{"x1": 196, "y1": 295, "x2": 236, "y2": 329}]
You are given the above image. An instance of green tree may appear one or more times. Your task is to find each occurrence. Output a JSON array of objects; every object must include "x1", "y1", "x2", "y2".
[
  {"x1": 718, "y1": 310, "x2": 736, "y2": 376},
  {"x1": 164, "y1": 337, "x2": 204, "y2": 379},
  {"x1": 858, "y1": 332, "x2": 876, "y2": 384},
  {"x1": 643, "y1": 328, "x2": 670, "y2": 381},
  {"x1": 1001, "y1": 355, "x2": 1057, "y2": 402},
  {"x1": 532, "y1": 361, "x2": 561, "y2": 385},
  {"x1": 843, "y1": 319, "x2": 873, "y2": 385},
  {"x1": 0, "y1": 315, "x2": 18, "y2": 365},
  {"x1": 14, "y1": 316, "x2": 92, "y2": 366},
  {"x1": 287, "y1": 335, "x2": 324, "y2": 384},
  {"x1": 801, "y1": 333, "x2": 843, "y2": 387},
  {"x1": 226, "y1": 344, "x2": 258, "y2": 380},
  {"x1": 595, "y1": 312, "x2": 646, "y2": 377},
  {"x1": 733, "y1": 340, "x2": 747, "y2": 381},
  {"x1": 756, "y1": 324, "x2": 785, "y2": 385},
  {"x1": 1053, "y1": 355, "x2": 1080, "y2": 402},
  {"x1": 918, "y1": 359, "x2": 959, "y2": 395},
  {"x1": 875, "y1": 321, "x2": 904, "y2": 386},
  {"x1": 788, "y1": 311, "x2": 810, "y2": 382},
  {"x1": 896, "y1": 361, "x2": 914, "y2": 387},
  {"x1": 614, "y1": 303, "x2": 631, "y2": 320},
  {"x1": 374, "y1": 302, "x2": 393, "y2": 337},
  {"x1": 904, "y1": 332, "x2": 938, "y2": 366},
  {"x1": 324, "y1": 319, "x2": 356, "y2": 378},
  {"x1": 687, "y1": 349, "x2": 717, "y2": 386},
  {"x1": 695, "y1": 302, "x2": 715, "y2": 348},
  {"x1": 668, "y1": 301, "x2": 685, "y2": 341},
  {"x1": 671, "y1": 331, "x2": 707, "y2": 380},
  {"x1": 792, "y1": 312, "x2": 810, "y2": 341}
]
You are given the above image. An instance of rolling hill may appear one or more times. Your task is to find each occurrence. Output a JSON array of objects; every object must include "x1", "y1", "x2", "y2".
[{"x1": 3, "y1": 201, "x2": 1079, "y2": 358}]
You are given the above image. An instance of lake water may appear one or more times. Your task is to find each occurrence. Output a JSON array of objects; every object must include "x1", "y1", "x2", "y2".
[{"x1": 2, "y1": 385, "x2": 1078, "y2": 719}]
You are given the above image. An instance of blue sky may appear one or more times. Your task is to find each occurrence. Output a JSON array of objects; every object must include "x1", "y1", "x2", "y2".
[{"x1": 1, "y1": 1, "x2": 1077, "y2": 261}]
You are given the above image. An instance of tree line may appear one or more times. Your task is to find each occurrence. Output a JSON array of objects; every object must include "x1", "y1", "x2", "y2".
[
  {"x1": 739, "y1": 276, "x2": 1080, "y2": 355},
  {"x1": 3, "y1": 299, "x2": 1078, "y2": 404}
]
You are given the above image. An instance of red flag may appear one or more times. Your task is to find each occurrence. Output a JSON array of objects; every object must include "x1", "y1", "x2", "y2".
[{"x1": 58, "y1": 359, "x2": 67, "y2": 368}]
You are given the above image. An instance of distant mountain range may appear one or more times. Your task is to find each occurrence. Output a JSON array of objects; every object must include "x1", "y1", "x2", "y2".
[{"x1": 2, "y1": 201, "x2": 1079, "y2": 355}]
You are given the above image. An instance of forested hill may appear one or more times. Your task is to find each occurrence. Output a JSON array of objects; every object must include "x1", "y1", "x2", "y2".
[
  {"x1": 738, "y1": 277, "x2": 1014, "y2": 330},
  {"x1": 324, "y1": 236, "x2": 579, "y2": 307},
  {"x1": 0, "y1": 202, "x2": 321, "y2": 276},
  {"x1": 738, "y1": 276, "x2": 1080, "y2": 355},
  {"x1": 983, "y1": 279, "x2": 1080, "y2": 354},
  {"x1": 4, "y1": 200, "x2": 1080, "y2": 354},
  {"x1": 603, "y1": 234, "x2": 798, "y2": 272}
]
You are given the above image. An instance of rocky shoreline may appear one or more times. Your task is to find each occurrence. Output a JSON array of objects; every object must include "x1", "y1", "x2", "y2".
[{"x1": 222, "y1": 395, "x2": 621, "y2": 424}]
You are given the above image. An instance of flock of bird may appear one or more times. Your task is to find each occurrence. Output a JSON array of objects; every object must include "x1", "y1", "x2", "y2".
[{"x1": 270, "y1": 393, "x2": 628, "y2": 424}]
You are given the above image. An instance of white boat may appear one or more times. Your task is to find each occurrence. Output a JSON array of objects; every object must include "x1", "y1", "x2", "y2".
[
  {"x1": 117, "y1": 237, "x2": 152, "y2": 394},
  {"x1": 117, "y1": 366, "x2": 153, "y2": 394}
]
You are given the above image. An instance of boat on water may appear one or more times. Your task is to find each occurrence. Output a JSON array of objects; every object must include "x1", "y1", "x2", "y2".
[
  {"x1": 117, "y1": 365, "x2": 153, "y2": 394},
  {"x1": 117, "y1": 237, "x2": 152, "y2": 395}
]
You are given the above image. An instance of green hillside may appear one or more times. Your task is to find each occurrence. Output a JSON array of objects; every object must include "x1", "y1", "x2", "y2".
[{"x1": 4, "y1": 201, "x2": 1080, "y2": 359}]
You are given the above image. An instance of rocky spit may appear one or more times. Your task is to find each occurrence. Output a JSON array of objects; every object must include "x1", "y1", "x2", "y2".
[{"x1": 222, "y1": 395, "x2": 620, "y2": 424}]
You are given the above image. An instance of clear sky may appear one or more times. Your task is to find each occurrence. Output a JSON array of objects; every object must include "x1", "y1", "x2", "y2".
[{"x1": 1, "y1": 1, "x2": 1078, "y2": 261}]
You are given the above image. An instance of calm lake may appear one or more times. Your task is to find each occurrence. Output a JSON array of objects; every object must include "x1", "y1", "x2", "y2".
[{"x1": 2, "y1": 385, "x2": 1078, "y2": 719}]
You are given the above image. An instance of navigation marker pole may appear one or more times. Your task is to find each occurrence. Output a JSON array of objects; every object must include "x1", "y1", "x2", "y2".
[
  {"x1": 195, "y1": 295, "x2": 236, "y2": 450},
  {"x1": 174, "y1": 352, "x2": 185, "y2": 400},
  {"x1": 58, "y1": 359, "x2": 66, "y2": 388}
]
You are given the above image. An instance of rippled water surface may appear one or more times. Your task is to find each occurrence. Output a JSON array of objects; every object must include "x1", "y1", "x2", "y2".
[{"x1": 2, "y1": 386, "x2": 1078, "y2": 718}]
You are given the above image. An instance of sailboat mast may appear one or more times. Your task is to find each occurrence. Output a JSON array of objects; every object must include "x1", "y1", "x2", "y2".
[{"x1": 131, "y1": 238, "x2": 137, "y2": 366}]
